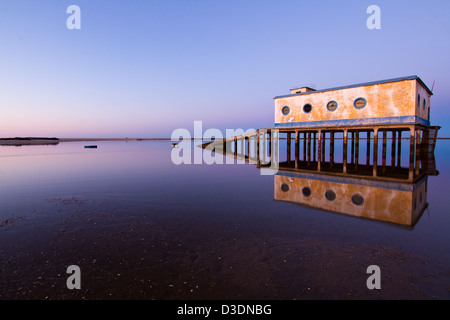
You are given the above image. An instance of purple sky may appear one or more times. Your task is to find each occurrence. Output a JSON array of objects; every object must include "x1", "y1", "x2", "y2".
[{"x1": 1, "y1": 0, "x2": 450, "y2": 138}]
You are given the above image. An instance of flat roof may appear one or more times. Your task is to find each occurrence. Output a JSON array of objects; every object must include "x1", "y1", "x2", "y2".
[{"x1": 275, "y1": 76, "x2": 433, "y2": 99}]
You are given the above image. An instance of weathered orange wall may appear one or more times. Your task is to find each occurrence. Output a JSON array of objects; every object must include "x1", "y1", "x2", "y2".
[
  {"x1": 275, "y1": 79, "x2": 430, "y2": 125},
  {"x1": 416, "y1": 81, "x2": 431, "y2": 121}
]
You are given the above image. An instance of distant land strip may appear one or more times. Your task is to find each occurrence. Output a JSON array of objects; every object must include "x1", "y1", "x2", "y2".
[
  {"x1": 0, "y1": 137, "x2": 209, "y2": 146},
  {"x1": 59, "y1": 138, "x2": 171, "y2": 142},
  {"x1": 58, "y1": 138, "x2": 208, "y2": 142},
  {"x1": 2, "y1": 136, "x2": 450, "y2": 146},
  {"x1": 0, "y1": 137, "x2": 59, "y2": 146}
]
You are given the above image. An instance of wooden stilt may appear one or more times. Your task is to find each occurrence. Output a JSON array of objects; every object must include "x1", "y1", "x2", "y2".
[
  {"x1": 307, "y1": 132, "x2": 311, "y2": 166},
  {"x1": 303, "y1": 132, "x2": 307, "y2": 162},
  {"x1": 257, "y1": 130, "x2": 260, "y2": 162},
  {"x1": 330, "y1": 131, "x2": 335, "y2": 169},
  {"x1": 373, "y1": 129, "x2": 378, "y2": 177},
  {"x1": 409, "y1": 128, "x2": 415, "y2": 181},
  {"x1": 286, "y1": 132, "x2": 291, "y2": 164},
  {"x1": 391, "y1": 130, "x2": 396, "y2": 167},
  {"x1": 397, "y1": 130, "x2": 402, "y2": 167},
  {"x1": 268, "y1": 131, "x2": 272, "y2": 157},
  {"x1": 343, "y1": 130, "x2": 348, "y2": 174},
  {"x1": 350, "y1": 131, "x2": 355, "y2": 165},
  {"x1": 382, "y1": 130, "x2": 387, "y2": 175},
  {"x1": 355, "y1": 131, "x2": 360, "y2": 171},
  {"x1": 415, "y1": 129, "x2": 421, "y2": 177},
  {"x1": 295, "y1": 131, "x2": 299, "y2": 169},
  {"x1": 313, "y1": 132, "x2": 316, "y2": 162},
  {"x1": 262, "y1": 131, "x2": 266, "y2": 163},
  {"x1": 321, "y1": 132, "x2": 326, "y2": 163},
  {"x1": 318, "y1": 130, "x2": 322, "y2": 172}
]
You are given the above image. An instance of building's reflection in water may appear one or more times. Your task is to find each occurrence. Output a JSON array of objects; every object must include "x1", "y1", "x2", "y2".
[
  {"x1": 270, "y1": 129, "x2": 439, "y2": 228},
  {"x1": 274, "y1": 167, "x2": 430, "y2": 228},
  {"x1": 202, "y1": 128, "x2": 439, "y2": 228}
]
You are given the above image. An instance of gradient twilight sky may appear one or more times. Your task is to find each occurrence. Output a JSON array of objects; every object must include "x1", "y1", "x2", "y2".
[{"x1": 1, "y1": 0, "x2": 450, "y2": 138}]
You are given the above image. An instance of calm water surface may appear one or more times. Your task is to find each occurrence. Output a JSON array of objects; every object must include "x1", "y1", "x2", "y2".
[{"x1": 0, "y1": 140, "x2": 449, "y2": 299}]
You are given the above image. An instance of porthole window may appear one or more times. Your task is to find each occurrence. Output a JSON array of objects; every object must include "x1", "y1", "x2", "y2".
[
  {"x1": 354, "y1": 98, "x2": 367, "y2": 109},
  {"x1": 302, "y1": 187, "x2": 311, "y2": 197},
  {"x1": 282, "y1": 106, "x2": 290, "y2": 115},
  {"x1": 351, "y1": 194, "x2": 364, "y2": 206},
  {"x1": 281, "y1": 184, "x2": 290, "y2": 192},
  {"x1": 327, "y1": 101, "x2": 338, "y2": 112},
  {"x1": 325, "y1": 190, "x2": 336, "y2": 201},
  {"x1": 303, "y1": 104, "x2": 312, "y2": 113}
]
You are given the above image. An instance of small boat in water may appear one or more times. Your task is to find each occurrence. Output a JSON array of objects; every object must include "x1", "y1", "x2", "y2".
[
  {"x1": 84, "y1": 145, "x2": 98, "y2": 149},
  {"x1": 171, "y1": 143, "x2": 179, "y2": 148}
]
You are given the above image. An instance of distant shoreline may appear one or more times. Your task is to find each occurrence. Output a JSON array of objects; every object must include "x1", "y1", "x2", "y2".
[
  {"x1": 2, "y1": 136, "x2": 450, "y2": 146},
  {"x1": 56, "y1": 137, "x2": 450, "y2": 141},
  {"x1": 0, "y1": 137, "x2": 60, "y2": 146},
  {"x1": 58, "y1": 138, "x2": 207, "y2": 142},
  {"x1": 0, "y1": 137, "x2": 209, "y2": 146}
]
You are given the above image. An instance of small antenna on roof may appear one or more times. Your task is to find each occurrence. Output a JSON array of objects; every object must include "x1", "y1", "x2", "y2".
[{"x1": 431, "y1": 80, "x2": 436, "y2": 93}]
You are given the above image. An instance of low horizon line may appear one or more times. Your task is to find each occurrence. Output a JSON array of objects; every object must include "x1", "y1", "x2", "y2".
[{"x1": 2, "y1": 137, "x2": 450, "y2": 141}]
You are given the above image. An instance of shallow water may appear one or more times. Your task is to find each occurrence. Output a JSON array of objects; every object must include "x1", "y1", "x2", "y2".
[{"x1": 0, "y1": 140, "x2": 449, "y2": 299}]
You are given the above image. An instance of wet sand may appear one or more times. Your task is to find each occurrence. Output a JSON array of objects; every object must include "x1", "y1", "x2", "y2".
[{"x1": 0, "y1": 197, "x2": 448, "y2": 300}]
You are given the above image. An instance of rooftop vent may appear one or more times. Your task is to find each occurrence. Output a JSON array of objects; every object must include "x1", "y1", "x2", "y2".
[{"x1": 290, "y1": 84, "x2": 317, "y2": 95}]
